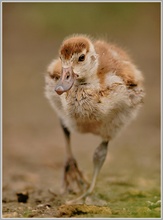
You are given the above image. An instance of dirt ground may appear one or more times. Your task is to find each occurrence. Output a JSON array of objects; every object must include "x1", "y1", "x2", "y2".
[{"x1": 2, "y1": 3, "x2": 161, "y2": 218}]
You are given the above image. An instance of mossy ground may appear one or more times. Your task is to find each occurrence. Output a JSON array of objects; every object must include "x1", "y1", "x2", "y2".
[{"x1": 3, "y1": 170, "x2": 161, "y2": 218}]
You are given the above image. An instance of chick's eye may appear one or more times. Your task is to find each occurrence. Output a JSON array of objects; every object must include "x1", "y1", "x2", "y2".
[
  {"x1": 78, "y1": 54, "x2": 85, "y2": 62},
  {"x1": 55, "y1": 75, "x2": 59, "y2": 80}
]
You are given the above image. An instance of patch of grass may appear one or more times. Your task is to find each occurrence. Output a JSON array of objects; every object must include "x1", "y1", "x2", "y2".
[
  {"x1": 22, "y1": 209, "x2": 33, "y2": 218},
  {"x1": 93, "y1": 179, "x2": 161, "y2": 218}
]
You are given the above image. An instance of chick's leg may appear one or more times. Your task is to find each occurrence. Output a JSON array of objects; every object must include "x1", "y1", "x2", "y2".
[
  {"x1": 67, "y1": 140, "x2": 109, "y2": 203},
  {"x1": 60, "y1": 121, "x2": 89, "y2": 194}
]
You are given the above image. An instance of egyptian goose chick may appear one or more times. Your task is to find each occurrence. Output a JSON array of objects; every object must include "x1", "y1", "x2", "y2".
[{"x1": 45, "y1": 34, "x2": 145, "y2": 203}]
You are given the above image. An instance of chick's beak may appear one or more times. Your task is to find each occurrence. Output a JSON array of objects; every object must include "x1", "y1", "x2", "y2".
[{"x1": 55, "y1": 67, "x2": 75, "y2": 95}]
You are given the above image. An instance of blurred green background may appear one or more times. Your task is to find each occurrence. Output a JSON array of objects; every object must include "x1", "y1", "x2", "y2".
[{"x1": 2, "y1": 2, "x2": 161, "y2": 217}]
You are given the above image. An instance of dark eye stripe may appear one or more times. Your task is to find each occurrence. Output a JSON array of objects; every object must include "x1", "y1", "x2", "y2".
[{"x1": 49, "y1": 72, "x2": 60, "y2": 80}]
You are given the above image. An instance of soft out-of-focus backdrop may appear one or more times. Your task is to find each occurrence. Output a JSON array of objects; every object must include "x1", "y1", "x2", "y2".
[{"x1": 2, "y1": 2, "x2": 161, "y2": 218}]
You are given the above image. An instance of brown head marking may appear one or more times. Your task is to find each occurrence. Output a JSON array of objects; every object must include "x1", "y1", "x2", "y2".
[{"x1": 60, "y1": 37, "x2": 90, "y2": 60}]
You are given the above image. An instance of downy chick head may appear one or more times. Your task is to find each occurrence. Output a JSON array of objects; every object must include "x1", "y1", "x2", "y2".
[{"x1": 55, "y1": 35, "x2": 98, "y2": 95}]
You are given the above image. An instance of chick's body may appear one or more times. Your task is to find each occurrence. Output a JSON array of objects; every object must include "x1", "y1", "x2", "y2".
[
  {"x1": 45, "y1": 38, "x2": 144, "y2": 140},
  {"x1": 45, "y1": 35, "x2": 145, "y2": 203}
]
